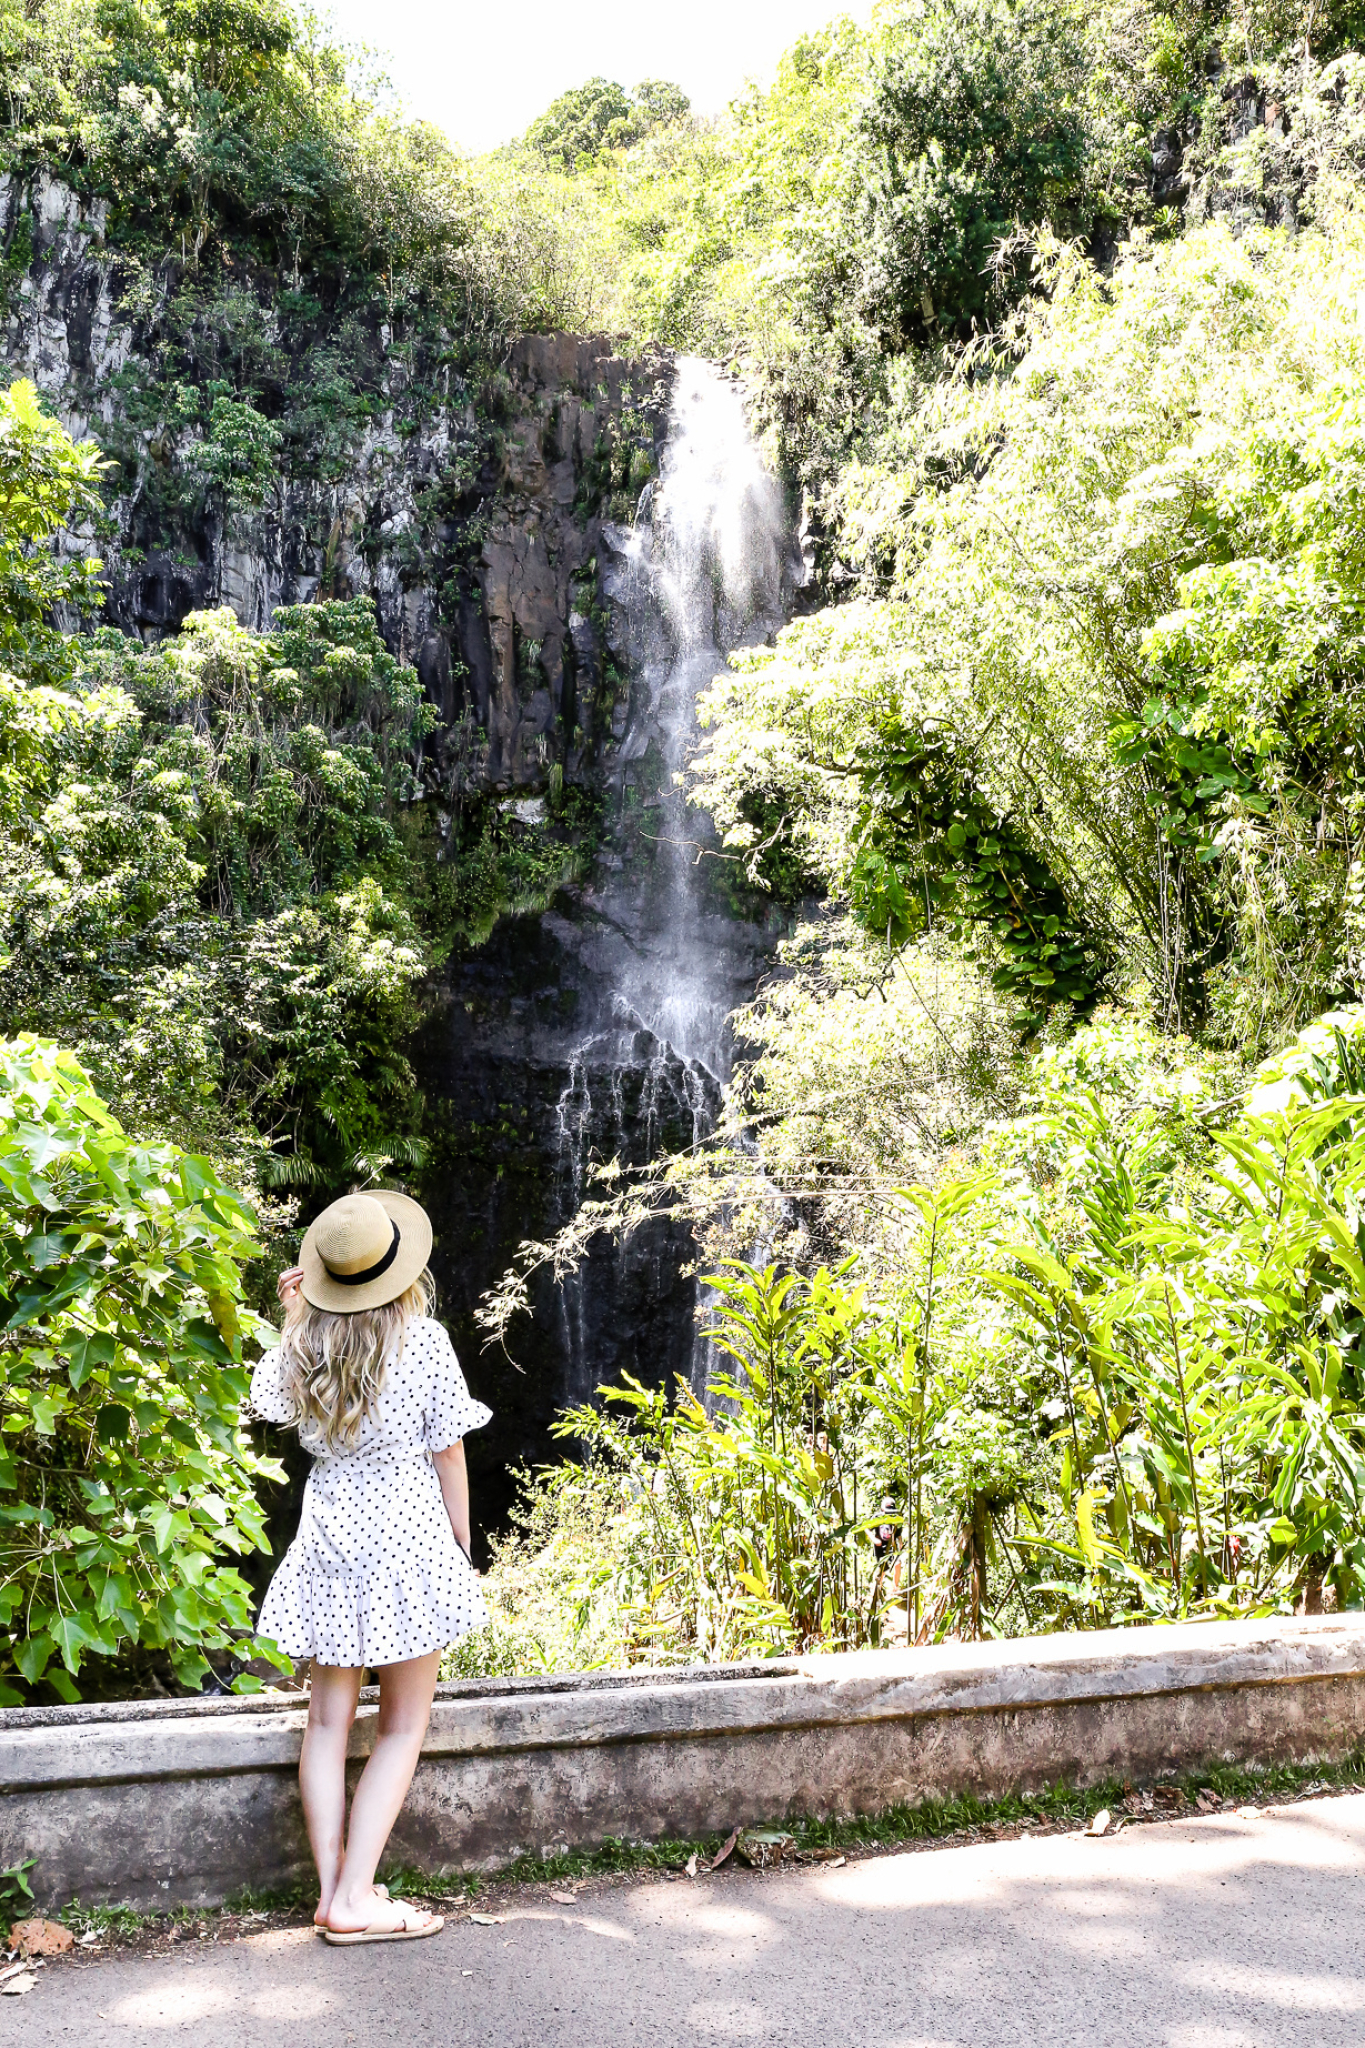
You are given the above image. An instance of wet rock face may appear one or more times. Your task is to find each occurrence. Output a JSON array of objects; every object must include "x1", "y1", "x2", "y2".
[
  {"x1": 464, "y1": 333, "x2": 670, "y2": 790},
  {"x1": 410, "y1": 911, "x2": 696, "y2": 1530},
  {"x1": 1150, "y1": 126, "x2": 1189, "y2": 211},
  {"x1": 0, "y1": 172, "x2": 670, "y2": 798},
  {"x1": 411, "y1": 882, "x2": 780, "y2": 1535}
]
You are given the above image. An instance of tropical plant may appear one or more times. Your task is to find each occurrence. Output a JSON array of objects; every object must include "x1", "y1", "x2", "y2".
[
  {"x1": 988, "y1": 1085, "x2": 1365, "y2": 1622},
  {"x1": 851, "y1": 722, "x2": 1110, "y2": 1026},
  {"x1": 856, "y1": 0, "x2": 1090, "y2": 345},
  {"x1": 462, "y1": 1006, "x2": 1365, "y2": 1666},
  {"x1": 525, "y1": 77, "x2": 689, "y2": 168},
  {"x1": 0, "y1": 378, "x2": 105, "y2": 690},
  {"x1": 691, "y1": 196, "x2": 1365, "y2": 1052},
  {"x1": 0, "y1": 593, "x2": 431, "y2": 1178},
  {"x1": 550, "y1": 1260, "x2": 897, "y2": 1660},
  {"x1": 0, "y1": 1037, "x2": 282, "y2": 1702}
]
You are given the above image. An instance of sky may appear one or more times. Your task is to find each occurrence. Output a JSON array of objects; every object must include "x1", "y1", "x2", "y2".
[{"x1": 316, "y1": 0, "x2": 877, "y2": 154}]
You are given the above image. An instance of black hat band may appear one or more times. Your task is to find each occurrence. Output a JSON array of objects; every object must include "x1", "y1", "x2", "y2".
[{"x1": 326, "y1": 1220, "x2": 402, "y2": 1287}]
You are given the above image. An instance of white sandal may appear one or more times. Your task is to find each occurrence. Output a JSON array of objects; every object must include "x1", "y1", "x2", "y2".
[
  {"x1": 323, "y1": 1899, "x2": 444, "y2": 1945},
  {"x1": 315, "y1": 1881, "x2": 390, "y2": 1933}
]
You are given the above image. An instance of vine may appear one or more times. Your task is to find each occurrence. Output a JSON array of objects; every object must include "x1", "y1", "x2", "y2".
[{"x1": 850, "y1": 724, "x2": 1108, "y2": 1028}]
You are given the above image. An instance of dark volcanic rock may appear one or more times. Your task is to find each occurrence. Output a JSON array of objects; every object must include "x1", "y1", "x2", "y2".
[
  {"x1": 0, "y1": 170, "x2": 671, "y2": 798},
  {"x1": 412, "y1": 878, "x2": 780, "y2": 1536}
]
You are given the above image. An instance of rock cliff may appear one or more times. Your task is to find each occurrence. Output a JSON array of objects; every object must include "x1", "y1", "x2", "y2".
[
  {"x1": 0, "y1": 167, "x2": 671, "y2": 795},
  {"x1": 0, "y1": 170, "x2": 791, "y2": 1542}
]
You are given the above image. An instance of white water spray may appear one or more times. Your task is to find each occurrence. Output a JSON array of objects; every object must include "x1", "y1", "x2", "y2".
[
  {"x1": 617, "y1": 359, "x2": 787, "y2": 1073},
  {"x1": 552, "y1": 359, "x2": 790, "y2": 1397}
]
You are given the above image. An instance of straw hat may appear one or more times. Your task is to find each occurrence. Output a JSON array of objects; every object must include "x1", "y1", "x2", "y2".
[{"x1": 299, "y1": 1191, "x2": 433, "y2": 1313}]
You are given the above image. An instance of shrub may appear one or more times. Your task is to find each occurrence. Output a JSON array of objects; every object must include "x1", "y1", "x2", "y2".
[{"x1": 0, "y1": 1036, "x2": 282, "y2": 1701}]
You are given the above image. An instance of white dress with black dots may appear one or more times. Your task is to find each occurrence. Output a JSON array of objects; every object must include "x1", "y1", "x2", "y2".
[{"x1": 250, "y1": 1317, "x2": 492, "y2": 1668}]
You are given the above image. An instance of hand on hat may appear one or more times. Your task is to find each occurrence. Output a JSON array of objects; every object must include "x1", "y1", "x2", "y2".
[{"x1": 277, "y1": 1265, "x2": 304, "y2": 1309}]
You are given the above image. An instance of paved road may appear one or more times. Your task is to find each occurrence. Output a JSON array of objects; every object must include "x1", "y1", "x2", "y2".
[{"x1": 8, "y1": 1792, "x2": 1365, "y2": 2046}]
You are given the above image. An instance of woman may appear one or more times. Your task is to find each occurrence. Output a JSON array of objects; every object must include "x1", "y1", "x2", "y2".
[{"x1": 249, "y1": 1189, "x2": 490, "y2": 1944}]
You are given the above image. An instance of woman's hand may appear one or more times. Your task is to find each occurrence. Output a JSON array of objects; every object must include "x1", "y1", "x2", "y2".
[{"x1": 277, "y1": 1265, "x2": 304, "y2": 1310}]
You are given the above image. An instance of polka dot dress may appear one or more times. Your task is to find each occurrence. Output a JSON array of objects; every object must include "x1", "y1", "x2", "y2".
[{"x1": 250, "y1": 1317, "x2": 492, "y2": 1669}]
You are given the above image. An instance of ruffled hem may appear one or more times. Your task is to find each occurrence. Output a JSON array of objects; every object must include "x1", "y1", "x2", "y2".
[
  {"x1": 427, "y1": 1395, "x2": 493, "y2": 1454},
  {"x1": 258, "y1": 1552, "x2": 488, "y2": 1668}
]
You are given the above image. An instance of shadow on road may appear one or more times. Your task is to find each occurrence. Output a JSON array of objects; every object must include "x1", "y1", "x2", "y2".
[{"x1": 10, "y1": 1794, "x2": 1365, "y2": 2047}]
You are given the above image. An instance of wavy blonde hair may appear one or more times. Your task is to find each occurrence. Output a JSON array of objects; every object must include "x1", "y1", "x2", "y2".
[{"x1": 279, "y1": 1270, "x2": 435, "y2": 1453}]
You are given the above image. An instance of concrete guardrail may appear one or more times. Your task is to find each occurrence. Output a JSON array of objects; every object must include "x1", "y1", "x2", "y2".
[{"x1": 2, "y1": 1614, "x2": 1364, "y2": 1909}]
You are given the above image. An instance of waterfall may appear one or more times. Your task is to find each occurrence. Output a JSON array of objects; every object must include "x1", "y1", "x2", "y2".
[{"x1": 552, "y1": 359, "x2": 790, "y2": 1399}]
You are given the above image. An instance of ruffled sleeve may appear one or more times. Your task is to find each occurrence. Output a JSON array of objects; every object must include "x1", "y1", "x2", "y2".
[
  {"x1": 422, "y1": 1321, "x2": 492, "y2": 1452},
  {"x1": 247, "y1": 1346, "x2": 294, "y2": 1426}
]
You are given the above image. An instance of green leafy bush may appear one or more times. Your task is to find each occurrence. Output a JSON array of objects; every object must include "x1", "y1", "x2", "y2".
[
  {"x1": 525, "y1": 76, "x2": 689, "y2": 168},
  {"x1": 0, "y1": 0, "x2": 613, "y2": 331},
  {"x1": 851, "y1": 723, "x2": 1108, "y2": 1026},
  {"x1": 692, "y1": 200, "x2": 1365, "y2": 1050},
  {"x1": 857, "y1": 0, "x2": 1089, "y2": 345},
  {"x1": 0, "y1": 379, "x2": 105, "y2": 690},
  {"x1": 0, "y1": 596, "x2": 432, "y2": 1180},
  {"x1": 0, "y1": 1037, "x2": 281, "y2": 1701},
  {"x1": 465, "y1": 1014, "x2": 1365, "y2": 1663}
]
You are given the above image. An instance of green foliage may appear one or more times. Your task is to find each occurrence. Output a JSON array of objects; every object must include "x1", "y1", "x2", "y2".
[
  {"x1": 442, "y1": 1457, "x2": 638, "y2": 1677},
  {"x1": 422, "y1": 788, "x2": 603, "y2": 949},
  {"x1": 480, "y1": 1262, "x2": 897, "y2": 1665},
  {"x1": 525, "y1": 77, "x2": 689, "y2": 169},
  {"x1": 985, "y1": 1090, "x2": 1365, "y2": 1621},
  {"x1": 187, "y1": 389, "x2": 284, "y2": 514},
  {"x1": 857, "y1": 0, "x2": 1090, "y2": 345},
  {"x1": 0, "y1": 1037, "x2": 283, "y2": 1702},
  {"x1": 469, "y1": 1012, "x2": 1365, "y2": 1662},
  {"x1": 852, "y1": 723, "x2": 1108, "y2": 1025},
  {"x1": 0, "y1": 379, "x2": 590, "y2": 1232},
  {"x1": 0, "y1": 1857, "x2": 35, "y2": 1907},
  {"x1": 1, "y1": 0, "x2": 345, "y2": 267},
  {"x1": 693, "y1": 201, "x2": 1365, "y2": 1049},
  {"x1": 1109, "y1": 697, "x2": 1270, "y2": 866},
  {"x1": 0, "y1": 0, "x2": 606, "y2": 333},
  {"x1": 738, "y1": 921, "x2": 1021, "y2": 1179},
  {"x1": 0, "y1": 380, "x2": 105, "y2": 690},
  {"x1": 510, "y1": 0, "x2": 1358, "y2": 479},
  {"x1": 0, "y1": 593, "x2": 432, "y2": 1179}
]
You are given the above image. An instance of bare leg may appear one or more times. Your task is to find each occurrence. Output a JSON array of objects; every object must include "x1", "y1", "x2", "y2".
[
  {"x1": 299, "y1": 1663, "x2": 364, "y2": 1926},
  {"x1": 326, "y1": 1650, "x2": 442, "y2": 1934}
]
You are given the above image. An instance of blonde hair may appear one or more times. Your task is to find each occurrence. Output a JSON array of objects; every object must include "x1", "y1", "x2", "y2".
[{"x1": 279, "y1": 1270, "x2": 434, "y2": 1453}]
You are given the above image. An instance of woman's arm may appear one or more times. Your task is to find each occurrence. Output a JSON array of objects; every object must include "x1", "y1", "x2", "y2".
[{"x1": 432, "y1": 1441, "x2": 472, "y2": 1557}]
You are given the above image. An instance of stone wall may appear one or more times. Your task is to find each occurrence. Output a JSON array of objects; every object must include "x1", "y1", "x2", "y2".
[{"x1": 3, "y1": 1617, "x2": 1364, "y2": 1911}]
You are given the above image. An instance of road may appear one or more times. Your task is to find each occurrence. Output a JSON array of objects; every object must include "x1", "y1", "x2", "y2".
[{"x1": 8, "y1": 1791, "x2": 1365, "y2": 2045}]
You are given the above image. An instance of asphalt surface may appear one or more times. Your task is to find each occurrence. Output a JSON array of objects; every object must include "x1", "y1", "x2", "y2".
[{"x1": 8, "y1": 1792, "x2": 1365, "y2": 2046}]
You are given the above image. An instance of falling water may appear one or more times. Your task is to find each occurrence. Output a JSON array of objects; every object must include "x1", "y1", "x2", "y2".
[{"x1": 552, "y1": 359, "x2": 790, "y2": 1398}]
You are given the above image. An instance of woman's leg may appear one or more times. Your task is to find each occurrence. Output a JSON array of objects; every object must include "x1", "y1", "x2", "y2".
[
  {"x1": 299, "y1": 1663, "x2": 364, "y2": 1925},
  {"x1": 326, "y1": 1649, "x2": 442, "y2": 1933}
]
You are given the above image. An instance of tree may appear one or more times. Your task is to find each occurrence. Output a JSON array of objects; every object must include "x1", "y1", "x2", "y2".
[
  {"x1": 525, "y1": 75, "x2": 690, "y2": 169},
  {"x1": 0, "y1": 379, "x2": 105, "y2": 689},
  {"x1": 632, "y1": 79, "x2": 690, "y2": 131},
  {"x1": 527, "y1": 78, "x2": 636, "y2": 168},
  {"x1": 856, "y1": 0, "x2": 1089, "y2": 344}
]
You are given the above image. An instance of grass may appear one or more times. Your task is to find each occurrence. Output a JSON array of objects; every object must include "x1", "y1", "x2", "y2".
[
  {"x1": 57, "y1": 1899, "x2": 152, "y2": 1940},
  {"x1": 377, "y1": 1747, "x2": 1365, "y2": 1902},
  {"x1": 36, "y1": 1748, "x2": 1365, "y2": 1941}
]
